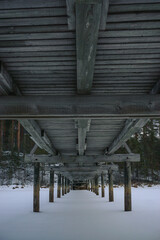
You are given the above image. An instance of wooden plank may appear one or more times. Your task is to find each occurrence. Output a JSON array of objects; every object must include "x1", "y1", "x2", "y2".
[
  {"x1": 1, "y1": 29, "x2": 160, "y2": 41},
  {"x1": 1, "y1": 94, "x2": 160, "y2": 119},
  {"x1": 0, "y1": 8, "x2": 66, "y2": 19},
  {"x1": 76, "y1": 1, "x2": 101, "y2": 94},
  {"x1": 0, "y1": 0, "x2": 66, "y2": 9},
  {"x1": 109, "y1": 3, "x2": 160, "y2": 13},
  {"x1": 25, "y1": 154, "x2": 140, "y2": 163}
]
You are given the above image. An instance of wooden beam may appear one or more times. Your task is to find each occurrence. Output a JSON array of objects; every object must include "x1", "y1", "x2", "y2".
[
  {"x1": 25, "y1": 154, "x2": 140, "y2": 164},
  {"x1": 100, "y1": 0, "x2": 109, "y2": 30},
  {"x1": 33, "y1": 162, "x2": 40, "y2": 212},
  {"x1": 19, "y1": 119, "x2": 56, "y2": 155},
  {"x1": 76, "y1": 0, "x2": 101, "y2": 94},
  {"x1": 0, "y1": 61, "x2": 57, "y2": 155},
  {"x1": 1, "y1": 95, "x2": 160, "y2": 119},
  {"x1": 75, "y1": 119, "x2": 91, "y2": 155},
  {"x1": 106, "y1": 80, "x2": 160, "y2": 154},
  {"x1": 106, "y1": 119, "x2": 148, "y2": 154},
  {"x1": 66, "y1": 0, "x2": 109, "y2": 30}
]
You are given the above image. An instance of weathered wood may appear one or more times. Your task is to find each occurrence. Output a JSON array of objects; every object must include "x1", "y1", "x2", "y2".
[
  {"x1": 33, "y1": 162, "x2": 40, "y2": 212},
  {"x1": 1, "y1": 95, "x2": 160, "y2": 119},
  {"x1": 76, "y1": 1, "x2": 101, "y2": 94},
  {"x1": 49, "y1": 169, "x2": 54, "y2": 202},
  {"x1": 101, "y1": 173, "x2": 105, "y2": 198},
  {"x1": 19, "y1": 119, "x2": 56, "y2": 155},
  {"x1": 95, "y1": 175, "x2": 99, "y2": 195},
  {"x1": 65, "y1": 177, "x2": 67, "y2": 194},
  {"x1": 124, "y1": 162, "x2": 132, "y2": 211},
  {"x1": 108, "y1": 169, "x2": 114, "y2": 202},
  {"x1": 75, "y1": 119, "x2": 91, "y2": 155},
  {"x1": 100, "y1": 0, "x2": 109, "y2": 30},
  {"x1": 57, "y1": 174, "x2": 61, "y2": 198},
  {"x1": 106, "y1": 79, "x2": 160, "y2": 155},
  {"x1": 25, "y1": 154, "x2": 140, "y2": 164},
  {"x1": 62, "y1": 176, "x2": 65, "y2": 196}
]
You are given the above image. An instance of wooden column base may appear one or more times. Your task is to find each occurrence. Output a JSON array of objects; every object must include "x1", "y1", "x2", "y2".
[
  {"x1": 33, "y1": 162, "x2": 40, "y2": 212},
  {"x1": 108, "y1": 169, "x2": 114, "y2": 202},
  {"x1": 124, "y1": 162, "x2": 132, "y2": 211}
]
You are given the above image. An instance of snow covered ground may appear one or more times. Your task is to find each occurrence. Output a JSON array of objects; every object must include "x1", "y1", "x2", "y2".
[{"x1": 0, "y1": 185, "x2": 160, "y2": 240}]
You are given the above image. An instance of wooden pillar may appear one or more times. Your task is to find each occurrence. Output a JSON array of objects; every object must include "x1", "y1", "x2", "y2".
[
  {"x1": 91, "y1": 180, "x2": 93, "y2": 192},
  {"x1": 101, "y1": 173, "x2": 105, "y2": 198},
  {"x1": 57, "y1": 173, "x2": 61, "y2": 198},
  {"x1": 33, "y1": 162, "x2": 40, "y2": 212},
  {"x1": 124, "y1": 162, "x2": 132, "y2": 211},
  {"x1": 49, "y1": 169, "x2": 54, "y2": 202},
  {"x1": 65, "y1": 177, "x2": 67, "y2": 194},
  {"x1": 62, "y1": 176, "x2": 65, "y2": 196},
  {"x1": 95, "y1": 175, "x2": 99, "y2": 195},
  {"x1": 68, "y1": 179, "x2": 70, "y2": 193},
  {"x1": 108, "y1": 169, "x2": 114, "y2": 202},
  {"x1": 93, "y1": 178, "x2": 96, "y2": 194}
]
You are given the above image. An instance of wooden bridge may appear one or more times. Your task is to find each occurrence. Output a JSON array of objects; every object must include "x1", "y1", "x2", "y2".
[{"x1": 0, "y1": 0, "x2": 160, "y2": 212}]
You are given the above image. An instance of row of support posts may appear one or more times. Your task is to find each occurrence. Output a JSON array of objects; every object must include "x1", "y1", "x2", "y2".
[
  {"x1": 33, "y1": 164, "x2": 71, "y2": 212},
  {"x1": 89, "y1": 163, "x2": 131, "y2": 211},
  {"x1": 33, "y1": 162, "x2": 131, "y2": 212}
]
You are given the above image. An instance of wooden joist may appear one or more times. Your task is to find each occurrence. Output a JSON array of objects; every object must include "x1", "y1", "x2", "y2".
[
  {"x1": 1, "y1": 94, "x2": 160, "y2": 118},
  {"x1": 76, "y1": 0, "x2": 101, "y2": 94},
  {"x1": 25, "y1": 153, "x2": 140, "y2": 163},
  {"x1": 75, "y1": 119, "x2": 91, "y2": 155}
]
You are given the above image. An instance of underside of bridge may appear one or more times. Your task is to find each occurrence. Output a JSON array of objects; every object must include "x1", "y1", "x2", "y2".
[{"x1": 0, "y1": 0, "x2": 160, "y2": 212}]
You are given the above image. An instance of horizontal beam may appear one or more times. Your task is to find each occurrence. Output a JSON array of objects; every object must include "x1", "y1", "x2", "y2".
[
  {"x1": 25, "y1": 154, "x2": 140, "y2": 163},
  {"x1": 0, "y1": 95, "x2": 160, "y2": 119}
]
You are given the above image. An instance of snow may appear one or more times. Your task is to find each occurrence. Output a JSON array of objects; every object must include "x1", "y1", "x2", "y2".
[{"x1": 0, "y1": 185, "x2": 160, "y2": 240}]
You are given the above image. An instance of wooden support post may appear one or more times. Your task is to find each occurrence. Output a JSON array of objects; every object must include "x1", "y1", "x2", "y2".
[
  {"x1": 33, "y1": 162, "x2": 40, "y2": 212},
  {"x1": 101, "y1": 173, "x2": 105, "y2": 198},
  {"x1": 49, "y1": 169, "x2": 54, "y2": 202},
  {"x1": 91, "y1": 180, "x2": 93, "y2": 192},
  {"x1": 65, "y1": 177, "x2": 67, "y2": 194},
  {"x1": 93, "y1": 178, "x2": 96, "y2": 194},
  {"x1": 68, "y1": 180, "x2": 70, "y2": 193},
  {"x1": 57, "y1": 174, "x2": 61, "y2": 198},
  {"x1": 62, "y1": 176, "x2": 65, "y2": 196},
  {"x1": 95, "y1": 175, "x2": 99, "y2": 195},
  {"x1": 124, "y1": 162, "x2": 132, "y2": 211},
  {"x1": 108, "y1": 169, "x2": 114, "y2": 202}
]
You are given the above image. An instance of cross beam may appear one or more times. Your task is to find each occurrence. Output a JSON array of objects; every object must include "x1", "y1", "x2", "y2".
[
  {"x1": 0, "y1": 95, "x2": 160, "y2": 119},
  {"x1": 106, "y1": 79, "x2": 160, "y2": 154},
  {"x1": 25, "y1": 154, "x2": 140, "y2": 163},
  {"x1": 0, "y1": 61, "x2": 57, "y2": 155}
]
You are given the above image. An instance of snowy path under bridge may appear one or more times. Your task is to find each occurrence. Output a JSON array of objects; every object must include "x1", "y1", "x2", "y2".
[{"x1": 0, "y1": 186, "x2": 160, "y2": 240}]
